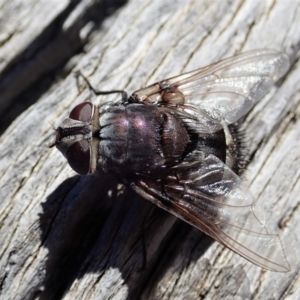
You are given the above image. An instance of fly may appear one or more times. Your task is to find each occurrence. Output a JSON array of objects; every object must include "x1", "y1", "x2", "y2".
[{"x1": 50, "y1": 49, "x2": 290, "y2": 272}]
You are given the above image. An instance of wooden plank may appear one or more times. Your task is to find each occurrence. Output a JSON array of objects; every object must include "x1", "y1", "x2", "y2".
[{"x1": 0, "y1": 0, "x2": 300, "y2": 299}]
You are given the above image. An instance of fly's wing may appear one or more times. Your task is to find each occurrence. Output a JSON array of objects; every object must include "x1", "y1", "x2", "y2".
[
  {"x1": 129, "y1": 49, "x2": 290, "y2": 270},
  {"x1": 131, "y1": 154, "x2": 290, "y2": 272},
  {"x1": 131, "y1": 49, "x2": 289, "y2": 129}
]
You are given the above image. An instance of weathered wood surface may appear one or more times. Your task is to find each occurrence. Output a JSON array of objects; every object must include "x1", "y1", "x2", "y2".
[{"x1": 0, "y1": 0, "x2": 300, "y2": 299}]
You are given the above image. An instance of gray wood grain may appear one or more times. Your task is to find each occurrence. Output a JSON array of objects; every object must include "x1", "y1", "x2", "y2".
[{"x1": 0, "y1": 0, "x2": 300, "y2": 299}]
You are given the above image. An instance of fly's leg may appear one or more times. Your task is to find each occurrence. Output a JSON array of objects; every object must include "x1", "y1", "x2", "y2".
[{"x1": 75, "y1": 71, "x2": 128, "y2": 102}]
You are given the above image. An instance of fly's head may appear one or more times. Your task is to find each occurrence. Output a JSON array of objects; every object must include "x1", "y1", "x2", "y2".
[{"x1": 50, "y1": 102, "x2": 99, "y2": 175}]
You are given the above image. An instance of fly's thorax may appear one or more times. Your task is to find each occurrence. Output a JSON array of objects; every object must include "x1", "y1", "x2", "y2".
[{"x1": 97, "y1": 103, "x2": 191, "y2": 177}]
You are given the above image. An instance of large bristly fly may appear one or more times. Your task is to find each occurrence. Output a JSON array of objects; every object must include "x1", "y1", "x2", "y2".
[{"x1": 50, "y1": 49, "x2": 290, "y2": 272}]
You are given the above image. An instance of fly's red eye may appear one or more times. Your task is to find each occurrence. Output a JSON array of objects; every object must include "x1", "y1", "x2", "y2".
[
  {"x1": 69, "y1": 102, "x2": 93, "y2": 122},
  {"x1": 66, "y1": 140, "x2": 90, "y2": 175}
]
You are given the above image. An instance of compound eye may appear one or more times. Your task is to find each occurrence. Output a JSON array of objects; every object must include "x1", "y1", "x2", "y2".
[
  {"x1": 69, "y1": 102, "x2": 93, "y2": 122},
  {"x1": 66, "y1": 140, "x2": 90, "y2": 175}
]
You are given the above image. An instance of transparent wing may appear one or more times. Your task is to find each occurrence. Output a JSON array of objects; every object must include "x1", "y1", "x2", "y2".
[
  {"x1": 131, "y1": 49, "x2": 289, "y2": 126},
  {"x1": 131, "y1": 154, "x2": 290, "y2": 272}
]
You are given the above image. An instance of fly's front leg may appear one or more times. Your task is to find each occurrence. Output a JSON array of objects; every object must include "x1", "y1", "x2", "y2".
[{"x1": 75, "y1": 71, "x2": 128, "y2": 102}]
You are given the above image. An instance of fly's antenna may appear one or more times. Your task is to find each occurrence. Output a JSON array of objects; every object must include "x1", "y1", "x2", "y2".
[
  {"x1": 48, "y1": 120, "x2": 57, "y2": 148},
  {"x1": 48, "y1": 120, "x2": 56, "y2": 131}
]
